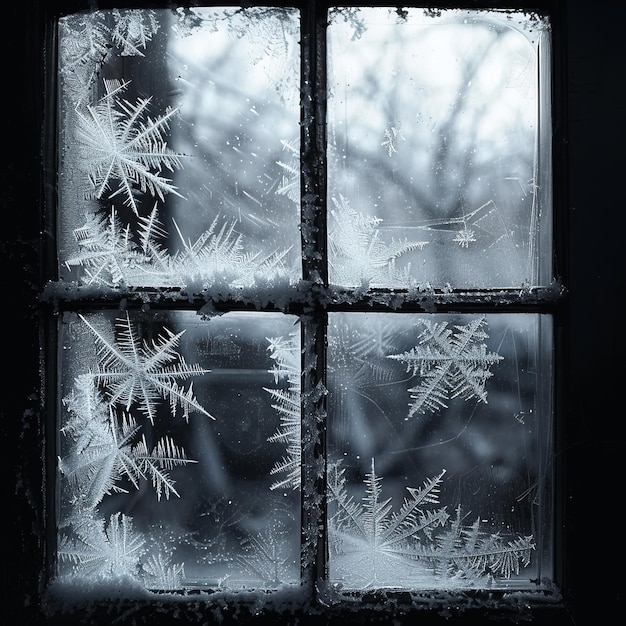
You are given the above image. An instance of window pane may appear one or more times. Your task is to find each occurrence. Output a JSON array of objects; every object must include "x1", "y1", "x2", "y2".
[
  {"x1": 57, "y1": 310, "x2": 301, "y2": 589},
  {"x1": 328, "y1": 8, "x2": 551, "y2": 289},
  {"x1": 327, "y1": 312, "x2": 553, "y2": 590},
  {"x1": 57, "y1": 7, "x2": 301, "y2": 289}
]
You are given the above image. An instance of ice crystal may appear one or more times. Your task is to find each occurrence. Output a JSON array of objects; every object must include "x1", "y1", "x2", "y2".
[
  {"x1": 142, "y1": 552, "x2": 185, "y2": 590},
  {"x1": 329, "y1": 194, "x2": 428, "y2": 288},
  {"x1": 275, "y1": 139, "x2": 300, "y2": 203},
  {"x1": 264, "y1": 333, "x2": 301, "y2": 491},
  {"x1": 65, "y1": 208, "x2": 146, "y2": 286},
  {"x1": 110, "y1": 9, "x2": 159, "y2": 57},
  {"x1": 237, "y1": 523, "x2": 297, "y2": 586},
  {"x1": 60, "y1": 10, "x2": 160, "y2": 98},
  {"x1": 77, "y1": 79, "x2": 185, "y2": 215},
  {"x1": 79, "y1": 312, "x2": 213, "y2": 423},
  {"x1": 328, "y1": 459, "x2": 534, "y2": 589},
  {"x1": 67, "y1": 206, "x2": 295, "y2": 289},
  {"x1": 170, "y1": 216, "x2": 294, "y2": 288},
  {"x1": 59, "y1": 13, "x2": 110, "y2": 98},
  {"x1": 60, "y1": 380, "x2": 195, "y2": 507},
  {"x1": 453, "y1": 227, "x2": 477, "y2": 248},
  {"x1": 424, "y1": 505, "x2": 535, "y2": 582},
  {"x1": 381, "y1": 124, "x2": 405, "y2": 156},
  {"x1": 387, "y1": 316, "x2": 503, "y2": 417},
  {"x1": 59, "y1": 512, "x2": 146, "y2": 581},
  {"x1": 414, "y1": 200, "x2": 507, "y2": 250},
  {"x1": 328, "y1": 459, "x2": 449, "y2": 588}
]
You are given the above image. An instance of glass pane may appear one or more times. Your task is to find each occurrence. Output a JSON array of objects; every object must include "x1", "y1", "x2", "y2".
[
  {"x1": 327, "y1": 312, "x2": 553, "y2": 591},
  {"x1": 57, "y1": 310, "x2": 301, "y2": 590},
  {"x1": 57, "y1": 7, "x2": 301, "y2": 290},
  {"x1": 328, "y1": 8, "x2": 551, "y2": 289}
]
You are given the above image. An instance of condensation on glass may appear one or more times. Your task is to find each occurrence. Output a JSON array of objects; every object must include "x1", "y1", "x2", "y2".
[{"x1": 327, "y1": 8, "x2": 552, "y2": 289}]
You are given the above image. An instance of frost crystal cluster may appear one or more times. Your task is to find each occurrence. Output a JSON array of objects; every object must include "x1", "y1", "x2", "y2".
[{"x1": 329, "y1": 459, "x2": 534, "y2": 590}]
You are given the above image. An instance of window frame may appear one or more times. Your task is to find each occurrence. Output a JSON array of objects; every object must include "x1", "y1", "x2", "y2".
[{"x1": 9, "y1": 0, "x2": 618, "y2": 624}]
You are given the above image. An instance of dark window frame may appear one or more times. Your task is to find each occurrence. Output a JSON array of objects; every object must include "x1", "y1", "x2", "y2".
[{"x1": 6, "y1": 0, "x2": 622, "y2": 624}]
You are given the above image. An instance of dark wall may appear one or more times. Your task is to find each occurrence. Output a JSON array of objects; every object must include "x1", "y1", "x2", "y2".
[
  {"x1": 2, "y1": 1, "x2": 623, "y2": 624},
  {"x1": 563, "y1": 0, "x2": 624, "y2": 621}
]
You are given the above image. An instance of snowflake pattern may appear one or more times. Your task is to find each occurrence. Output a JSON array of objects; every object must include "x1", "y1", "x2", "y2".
[
  {"x1": 328, "y1": 459, "x2": 534, "y2": 589},
  {"x1": 77, "y1": 79, "x2": 185, "y2": 214},
  {"x1": 453, "y1": 227, "x2": 477, "y2": 248},
  {"x1": 381, "y1": 124, "x2": 405, "y2": 156},
  {"x1": 79, "y1": 312, "x2": 213, "y2": 423},
  {"x1": 67, "y1": 376, "x2": 197, "y2": 498},
  {"x1": 59, "y1": 512, "x2": 146, "y2": 581},
  {"x1": 387, "y1": 316, "x2": 503, "y2": 417}
]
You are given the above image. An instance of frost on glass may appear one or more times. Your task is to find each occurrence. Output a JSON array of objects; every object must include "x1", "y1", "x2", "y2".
[
  {"x1": 57, "y1": 7, "x2": 301, "y2": 290},
  {"x1": 327, "y1": 312, "x2": 553, "y2": 591},
  {"x1": 56, "y1": 310, "x2": 301, "y2": 590},
  {"x1": 327, "y1": 9, "x2": 552, "y2": 289}
]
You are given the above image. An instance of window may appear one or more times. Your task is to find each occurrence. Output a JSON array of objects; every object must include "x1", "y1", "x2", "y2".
[{"x1": 14, "y1": 0, "x2": 591, "y2": 623}]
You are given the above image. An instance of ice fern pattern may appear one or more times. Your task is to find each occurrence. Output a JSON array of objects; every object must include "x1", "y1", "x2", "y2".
[
  {"x1": 79, "y1": 312, "x2": 213, "y2": 423},
  {"x1": 77, "y1": 79, "x2": 185, "y2": 215},
  {"x1": 66, "y1": 206, "x2": 294, "y2": 288},
  {"x1": 59, "y1": 512, "x2": 146, "y2": 581},
  {"x1": 329, "y1": 194, "x2": 428, "y2": 287},
  {"x1": 264, "y1": 333, "x2": 301, "y2": 491},
  {"x1": 59, "y1": 10, "x2": 159, "y2": 100},
  {"x1": 60, "y1": 375, "x2": 196, "y2": 507},
  {"x1": 59, "y1": 9, "x2": 299, "y2": 291},
  {"x1": 387, "y1": 316, "x2": 503, "y2": 417},
  {"x1": 54, "y1": 6, "x2": 547, "y2": 597},
  {"x1": 328, "y1": 459, "x2": 534, "y2": 589},
  {"x1": 65, "y1": 207, "x2": 146, "y2": 287},
  {"x1": 57, "y1": 314, "x2": 209, "y2": 585},
  {"x1": 237, "y1": 522, "x2": 296, "y2": 586},
  {"x1": 58, "y1": 511, "x2": 185, "y2": 588}
]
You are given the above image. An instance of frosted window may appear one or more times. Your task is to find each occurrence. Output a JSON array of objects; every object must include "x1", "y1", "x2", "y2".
[
  {"x1": 48, "y1": 2, "x2": 558, "y2": 611},
  {"x1": 327, "y1": 312, "x2": 553, "y2": 590},
  {"x1": 328, "y1": 9, "x2": 551, "y2": 289},
  {"x1": 57, "y1": 310, "x2": 301, "y2": 589},
  {"x1": 57, "y1": 7, "x2": 301, "y2": 289}
]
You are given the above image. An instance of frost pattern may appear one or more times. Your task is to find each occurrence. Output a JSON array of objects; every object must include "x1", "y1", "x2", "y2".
[
  {"x1": 381, "y1": 124, "x2": 405, "y2": 156},
  {"x1": 275, "y1": 139, "x2": 300, "y2": 203},
  {"x1": 53, "y1": 6, "x2": 548, "y2": 599},
  {"x1": 237, "y1": 520, "x2": 297, "y2": 586},
  {"x1": 181, "y1": 7, "x2": 300, "y2": 103},
  {"x1": 59, "y1": 512, "x2": 147, "y2": 581},
  {"x1": 59, "y1": 9, "x2": 299, "y2": 290},
  {"x1": 328, "y1": 194, "x2": 428, "y2": 287},
  {"x1": 264, "y1": 333, "x2": 301, "y2": 491},
  {"x1": 387, "y1": 316, "x2": 503, "y2": 417},
  {"x1": 77, "y1": 79, "x2": 185, "y2": 215},
  {"x1": 66, "y1": 206, "x2": 294, "y2": 288},
  {"x1": 60, "y1": 376, "x2": 196, "y2": 507},
  {"x1": 64, "y1": 208, "x2": 146, "y2": 287},
  {"x1": 57, "y1": 313, "x2": 210, "y2": 586},
  {"x1": 328, "y1": 459, "x2": 534, "y2": 589},
  {"x1": 79, "y1": 312, "x2": 213, "y2": 423},
  {"x1": 59, "y1": 10, "x2": 159, "y2": 100},
  {"x1": 110, "y1": 9, "x2": 160, "y2": 57}
]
